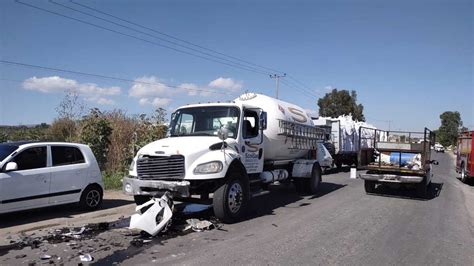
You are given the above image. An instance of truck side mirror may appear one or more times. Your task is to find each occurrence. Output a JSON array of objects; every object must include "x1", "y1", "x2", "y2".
[
  {"x1": 218, "y1": 126, "x2": 229, "y2": 141},
  {"x1": 4, "y1": 162, "x2": 18, "y2": 172},
  {"x1": 260, "y1": 111, "x2": 267, "y2": 130}
]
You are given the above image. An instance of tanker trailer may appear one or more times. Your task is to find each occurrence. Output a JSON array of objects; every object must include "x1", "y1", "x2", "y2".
[{"x1": 123, "y1": 92, "x2": 328, "y2": 223}]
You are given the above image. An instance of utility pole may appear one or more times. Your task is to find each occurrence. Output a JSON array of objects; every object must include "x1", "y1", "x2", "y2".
[{"x1": 269, "y1": 73, "x2": 286, "y2": 99}]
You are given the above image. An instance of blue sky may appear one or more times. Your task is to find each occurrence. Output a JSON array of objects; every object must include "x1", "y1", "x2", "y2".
[{"x1": 0, "y1": 0, "x2": 472, "y2": 131}]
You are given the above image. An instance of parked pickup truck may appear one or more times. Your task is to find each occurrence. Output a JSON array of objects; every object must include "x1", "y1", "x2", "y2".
[{"x1": 357, "y1": 127, "x2": 437, "y2": 198}]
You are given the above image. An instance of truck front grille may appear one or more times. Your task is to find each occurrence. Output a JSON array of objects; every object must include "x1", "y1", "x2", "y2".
[{"x1": 137, "y1": 155, "x2": 185, "y2": 179}]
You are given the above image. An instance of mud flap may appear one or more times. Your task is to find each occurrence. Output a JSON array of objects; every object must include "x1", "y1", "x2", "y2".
[{"x1": 129, "y1": 193, "x2": 173, "y2": 236}]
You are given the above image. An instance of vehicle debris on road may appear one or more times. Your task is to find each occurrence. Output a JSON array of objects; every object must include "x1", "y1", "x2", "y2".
[{"x1": 129, "y1": 192, "x2": 174, "y2": 236}]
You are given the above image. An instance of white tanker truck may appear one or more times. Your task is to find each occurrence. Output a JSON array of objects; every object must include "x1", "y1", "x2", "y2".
[{"x1": 123, "y1": 93, "x2": 331, "y2": 222}]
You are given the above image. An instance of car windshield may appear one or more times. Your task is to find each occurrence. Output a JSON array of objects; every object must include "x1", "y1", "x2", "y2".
[
  {"x1": 0, "y1": 144, "x2": 19, "y2": 161},
  {"x1": 169, "y1": 106, "x2": 240, "y2": 138}
]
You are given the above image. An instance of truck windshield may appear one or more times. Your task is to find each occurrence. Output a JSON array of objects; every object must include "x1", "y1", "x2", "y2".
[
  {"x1": 169, "y1": 106, "x2": 240, "y2": 138},
  {"x1": 0, "y1": 144, "x2": 18, "y2": 162}
]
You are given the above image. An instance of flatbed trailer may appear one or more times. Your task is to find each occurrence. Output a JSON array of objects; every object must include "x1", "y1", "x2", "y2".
[{"x1": 357, "y1": 127, "x2": 437, "y2": 197}]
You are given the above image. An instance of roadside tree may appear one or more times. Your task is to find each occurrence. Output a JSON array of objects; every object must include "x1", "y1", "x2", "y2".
[{"x1": 317, "y1": 89, "x2": 365, "y2": 121}]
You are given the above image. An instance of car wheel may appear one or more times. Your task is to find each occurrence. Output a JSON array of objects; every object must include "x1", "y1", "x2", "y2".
[
  {"x1": 79, "y1": 185, "x2": 103, "y2": 210},
  {"x1": 213, "y1": 170, "x2": 249, "y2": 223}
]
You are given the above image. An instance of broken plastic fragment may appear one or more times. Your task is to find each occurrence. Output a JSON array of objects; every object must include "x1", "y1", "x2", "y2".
[
  {"x1": 129, "y1": 193, "x2": 174, "y2": 236},
  {"x1": 79, "y1": 254, "x2": 93, "y2": 262},
  {"x1": 185, "y1": 219, "x2": 215, "y2": 232},
  {"x1": 40, "y1": 254, "x2": 52, "y2": 260}
]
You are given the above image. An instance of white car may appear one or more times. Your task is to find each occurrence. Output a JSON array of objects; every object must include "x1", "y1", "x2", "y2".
[
  {"x1": 434, "y1": 143, "x2": 445, "y2": 153},
  {"x1": 0, "y1": 141, "x2": 104, "y2": 214}
]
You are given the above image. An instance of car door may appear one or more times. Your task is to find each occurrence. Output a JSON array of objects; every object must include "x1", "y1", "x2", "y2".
[
  {"x1": 49, "y1": 145, "x2": 87, "y2": 204},
  {"x1": 241, "y1": 108, "x2": 264, "y2": 174},
  {"x1": 0, "y1": 146, "x2": 50, "y2": 213}
]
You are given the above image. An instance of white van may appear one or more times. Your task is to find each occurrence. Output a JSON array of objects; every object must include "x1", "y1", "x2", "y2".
[{"x1": 0, "y1": 141, "x2": 104, "y2": 214}]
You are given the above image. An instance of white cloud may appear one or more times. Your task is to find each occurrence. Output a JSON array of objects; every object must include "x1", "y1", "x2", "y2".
[
  {"x1": 208, "y1": 77, "x2": 242, "y2": 92},
  {"x1": 22, "y1": 76, "x2": 120, "y2": 105},
  {"x1": 129, "y1": 76, "x2": 173, "y2": 98},
  {"x1": 129, "y1": 76, "x2": 244, "y2": 106},
  {"x1": 138, "y1": 97, "x2": 171, "y2": 107},
  {"x1": 324, "y1": 86, "x2": 333, "y2": 91}
]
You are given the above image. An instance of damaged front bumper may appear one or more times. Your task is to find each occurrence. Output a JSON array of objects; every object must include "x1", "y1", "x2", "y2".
[
  {"x1": 123, "y1": 176, "x2": 190, "y2": 197},
  {"x1": 359, "y1": 173, "x2": 423, "y2": 183}
]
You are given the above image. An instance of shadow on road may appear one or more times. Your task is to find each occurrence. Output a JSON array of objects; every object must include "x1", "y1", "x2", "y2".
[
  {"x1": 455, "y1": 177, "x2": 474, "y2": 187},
  {"x1": 244, "y1": 182, "x2": 346, "y2": 221},
  {"x1": 366, "y1": 182, "x2": 443, "y2": 201},
  {"x1": 0, "y1": 198, "x2": 133, "y2": 229}
]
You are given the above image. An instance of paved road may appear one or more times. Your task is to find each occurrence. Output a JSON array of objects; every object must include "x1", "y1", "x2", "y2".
[
  {"x1": 1, "y1": 152, "x2": 473, "y2": 265},
  {"x1": 124, "y1": 152, "x2": 474, "y2": 265}
]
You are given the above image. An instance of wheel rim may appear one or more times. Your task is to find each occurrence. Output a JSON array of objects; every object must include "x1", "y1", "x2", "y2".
[
  {"x1": 86, "y1": 190, "x2": 101, "y2": 207},
  {"x1": 227, "y1": 182, "x2": 243, "y2": 214}
]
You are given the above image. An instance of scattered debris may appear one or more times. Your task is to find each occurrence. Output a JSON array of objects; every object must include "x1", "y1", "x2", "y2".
[
  {"x1": 79, "y1": 253, "x2": 93, "y2": 262},
  {"x1": 185, "y1": 219, "x2": 216, "y2": 232},
  {"x1": 40, "y1": 254, "x2": 52, "y2": 260},
  {"x1": 129, "y1": 193, "x2": 174, "y2": 236}
]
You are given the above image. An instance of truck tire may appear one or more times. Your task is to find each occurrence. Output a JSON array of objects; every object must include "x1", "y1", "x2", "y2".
[
  {"x1": 213, "y1": 170, "x2": 249, "y2": 223},
  {"x1": 364, "y1": 180, "x2": 376, "y2": 193},
  {"x1": 294, "y1": 163, "x2": 322, "y2": 194},
  {"x1": 134, "y1": 195, "x2": 152, "y2": 205},
  {"x1": 460, "y1": 163, "x2": 468, "y2": 183},
  {"x1": 309, "y1": 163, "x2": 322, "y2": 194}
]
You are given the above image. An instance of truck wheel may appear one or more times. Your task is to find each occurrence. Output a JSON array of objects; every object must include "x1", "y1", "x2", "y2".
[
  {"x1": 79, "y1": 185, "x2": 103, "y2": 211},
  {"x1": 364, "y1": 180, "x2": 376, "y2": 193},
  {"x1": 294, "y1": 163, "x2": 322, "y2": 194},
  {"x1": 213, "y1": 171, "x2": 249, "y2": 223},
  {"x1": 460, "y1": 163, "x2": 468, "y2": 183},
  {"x1": 309, "y1": 163, "x2": 322, "y2": 194},
  {"x1": 134, "y1": 195, "x2": 152, "y2": 205},
  {"x1": 335, "y1": 161, "x2": 342, "y2": 169}
]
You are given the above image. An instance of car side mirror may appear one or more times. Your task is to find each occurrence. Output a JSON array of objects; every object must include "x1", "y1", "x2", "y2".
[
  {"x1": 5, "y1": 162, "x2": 18, "y2": 172},
  {"x1": 218, "y1": 126, "x2": 229, "y2": 141}
]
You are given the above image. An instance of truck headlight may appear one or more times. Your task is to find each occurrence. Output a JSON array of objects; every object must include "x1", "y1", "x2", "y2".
[{"x1": 193, "y1": 161, "x2": 223, "y2": 174}]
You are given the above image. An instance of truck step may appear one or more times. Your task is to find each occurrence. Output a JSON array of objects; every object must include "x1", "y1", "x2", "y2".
[{"x1": 250, "y1": 190, "x2": 270, "y2": 198}]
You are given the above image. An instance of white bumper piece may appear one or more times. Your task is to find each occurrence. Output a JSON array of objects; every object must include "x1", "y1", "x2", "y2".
[{"x1": 129, "y1": 193, "x2": 174, "y2": 236}]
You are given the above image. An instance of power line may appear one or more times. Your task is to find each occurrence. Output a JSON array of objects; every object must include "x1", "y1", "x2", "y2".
[
  {"x1": 49, "y1": 0, "x2": 271, "y2": 76},
  {"x1": 70, "y1": 0, "x2": 285, "y2": 75},
  {"x1": 72, "y1": 1, "x2": 322, "y2": 99},
  {"x1": 280, "y1": 79, "x2": 319, "y2": 99},
  {"x1": 15, "y1": 0, "x2": 268, "y2": 76},
  {"x1": 0, "y1": 60, "x2": 230, "y2": 95},
  {"x1": 15, "y1": 0, "x2": 319, "y2": 100}
]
